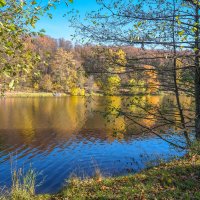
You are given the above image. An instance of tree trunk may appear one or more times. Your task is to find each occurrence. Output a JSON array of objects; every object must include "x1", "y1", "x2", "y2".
[
  {"x1": 172, "y1": 0, "x2": 190, "y2": 145},
  {"x1": 194, "y1": 1, "x2": 200, "y2": 140}
]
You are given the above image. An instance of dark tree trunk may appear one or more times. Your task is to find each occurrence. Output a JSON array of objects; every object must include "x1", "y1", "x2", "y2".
[
  {"x1": 172, "y1": 0, "x2": 190, "y2": 145},
  {"x1": 194, "y1": 2, "x2": 200, "y2": 140}
]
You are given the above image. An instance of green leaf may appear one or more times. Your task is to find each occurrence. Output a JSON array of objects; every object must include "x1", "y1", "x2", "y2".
[
  {"x1": 192, "y1": 27, "x2": 198, "y2": 33},
  {"x1": 69, "y1": 0, "x2": 73, "y2": 3},
  {"x1": 0, "y1": 0, "x2": 6, "y2": 7},
  {"x1": 30, "y1": 17, "x2": 36, "y2": 28},
  {"x1": 9, "y1": 24, "x2": 16, "y2": 31},
  {"x1": 178, "y1": 30, "x2": 184, "y2": 36},
  {"x1": 137, "y1": 21, "x2": 142, "y2": 27}
]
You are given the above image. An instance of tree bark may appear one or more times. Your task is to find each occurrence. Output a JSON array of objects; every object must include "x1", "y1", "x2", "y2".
[
  {"x1": 172, "y1": 0, "x2": 191, "y2": 145},
  {"x1": 194, "y1": 1, "x2": 200, "y2": 140}
]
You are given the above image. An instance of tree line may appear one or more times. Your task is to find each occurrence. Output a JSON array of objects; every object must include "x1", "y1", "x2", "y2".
[{"x1": 1, "y1": 35, "x2": 168, "y2": 96}]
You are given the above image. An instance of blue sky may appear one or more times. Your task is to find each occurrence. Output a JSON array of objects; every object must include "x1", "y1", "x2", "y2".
[{"x1": 35, "y1": 0, "x2": 100, "y2": 40}]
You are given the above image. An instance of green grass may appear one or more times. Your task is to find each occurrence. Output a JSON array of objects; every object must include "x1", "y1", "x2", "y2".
[
  {"x1": 0, "y1": 168, "x2": 46, "y2": 200},
  {"x1": 11, "y1": 168, "x2": 36, "y2": 200},
  {"x1": 1, "y1": 144, "x2": 200, "y2": 199}
]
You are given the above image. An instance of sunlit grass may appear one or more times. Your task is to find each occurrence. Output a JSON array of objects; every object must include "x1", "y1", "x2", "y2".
[
  {"x1": 0, "y1": 168, "x2": 49, "y2": 200},
  {"x1": 11, "y1": 168, "x2": 36, "y2": 200}
]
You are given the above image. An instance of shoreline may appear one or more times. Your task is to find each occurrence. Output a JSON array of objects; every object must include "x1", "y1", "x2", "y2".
[
  {"x1": 37, "y1": 152, "x2": 200, "y2": 199},
  {"x1": 1, "y1": 92, "x2": 103, "y2": 97},
  {"x1": 1, "y1": 91, "x2": 168, "y2": 98},
  {"x1": 3, "y1": 92, "x2": 68, "y2": 97}
]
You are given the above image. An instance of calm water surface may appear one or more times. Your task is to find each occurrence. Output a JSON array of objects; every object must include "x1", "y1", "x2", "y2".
[{"x1": 0, "y1": 96, "x2": 188, "y2": 193}]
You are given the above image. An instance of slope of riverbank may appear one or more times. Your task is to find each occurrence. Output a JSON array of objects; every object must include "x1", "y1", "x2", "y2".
[{"x1": 28, "y1": 148, "x2": 200, "y2": 200}]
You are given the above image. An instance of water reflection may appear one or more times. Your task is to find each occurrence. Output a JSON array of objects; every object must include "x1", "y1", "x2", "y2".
[{"x1": 0, "y1": 96, "x2": 192, "y2": 193}]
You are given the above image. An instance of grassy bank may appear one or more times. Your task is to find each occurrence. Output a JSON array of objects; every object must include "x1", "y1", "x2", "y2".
[
  {"x1": 51, "y1": 153, "x2": 200, "y2": 200},
  {"x1": 2, "y1": 149, "x2": 199, "y2": 200}
]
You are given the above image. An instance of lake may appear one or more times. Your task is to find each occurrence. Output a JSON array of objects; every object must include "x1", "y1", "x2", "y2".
[{"x1": 0, "y1": 96, "x2": 191, "y2": 193}]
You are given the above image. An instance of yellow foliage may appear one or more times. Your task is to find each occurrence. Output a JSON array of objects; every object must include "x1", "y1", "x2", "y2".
[
  {"x1": 103, "y1": 75, "x2": 121, "y2": 95},
  {"x1": 107, "y1": 76, "x2": 121, "y2": 86},
  {"x1": 71, "y1": 88, "x2": 85, "y2": 96},
  {"x1": 106, "y1": 49, "x2": 127, "y2": 73},
  {"x1": 129, "y1": 79, "x2": 146, "y2": 94}
]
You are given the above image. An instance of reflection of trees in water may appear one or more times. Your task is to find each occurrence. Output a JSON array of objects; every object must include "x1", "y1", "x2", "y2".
[
  {"x1": 0, "y1": 95, "x2": 193, "y2": 158},
  {"x1": 82, "y1": 96, "x2": 126, "y2": 142},
  {"x1": 118, "y1": 95, "x2": 162, "y2": 134},
  {"x1": 0, "y1": 98, "x2": 88, "y2": 147},
  {"x1": 158, "y1": 95, "x2": 194, "y2": 129},
  {"x1": 140, "y1": 96, "x2": 160, "y2": 128},
  {"x1": 102, "y1": 95, "x2": 193, "y2": 140},
  {"x1": 0, "y1": 97, "x2": 87, "y2": 130}
]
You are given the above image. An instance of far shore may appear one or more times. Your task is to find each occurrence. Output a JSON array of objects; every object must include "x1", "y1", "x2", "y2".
[
  {"x1": 1, "y1": 91, "x2": 171, "y2": 98},
  {"x1": 2, "y1": 92, "x2": 103, "y2": 97},
  {"x1": 3, "y1": 92, "x2": 68, "y2": 97}
]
